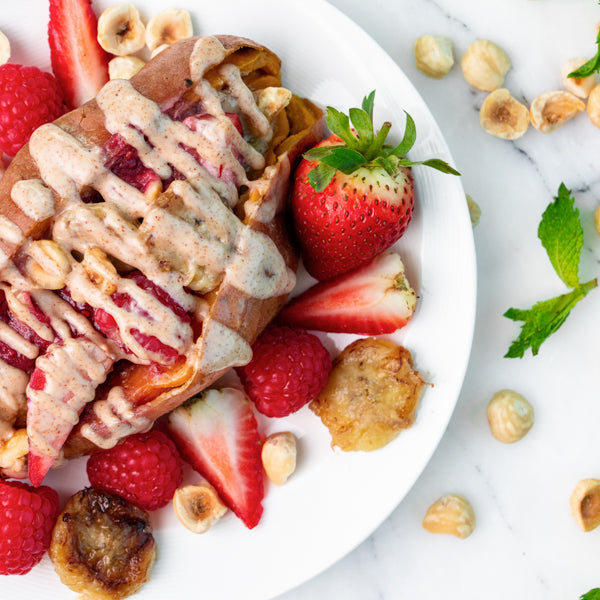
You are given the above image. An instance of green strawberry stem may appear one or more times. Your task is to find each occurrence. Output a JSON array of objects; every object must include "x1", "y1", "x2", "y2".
[{"x1": 304, "y1": 90, "x2": 460, "y2": 192}]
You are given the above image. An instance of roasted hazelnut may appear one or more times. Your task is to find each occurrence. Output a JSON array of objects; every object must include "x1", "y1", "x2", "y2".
[
  {"x1": 487, "y1": 389, "x2": 534, "y2": 443},
  {"x1": 423, "y1": 494, "x2": 476, "y2": 539},
  {"x1": 479, "y1": 88, "x2": 529, "y2": 140},
  {"x1": 529, "y1": 90, "x2": 585, "y2": 133}
]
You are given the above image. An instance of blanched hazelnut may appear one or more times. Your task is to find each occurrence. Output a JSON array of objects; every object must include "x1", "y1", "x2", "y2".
[
  {"x1": 108, "y1": 56, "x2": 146, "y2": 80},
  {"x1": 479, "y1": 88, "x2": 529, "y2": 140},
  {"x1": 422, "y1": 494, "x2": 475, "y2": 539},
  {"x1": 487, "y1": 389, "x2": 534, "y2": 443},
  {"x1": 594, "y1": 205, "x2": 600, "y2": 236},
  {"x1": 587, "y1": 84, "x2": 600, "y2": 129},
  {"x1": 561, "y1": 58, "x2": 597, "y2": 99},
  {"x1": 414, "y1": 35, "x2": 454, "y2": 79},
  {"x1": 461, "y1": 40, "x2": 511, "y2": 91},
  {"x1": 173, "y1": 482, "x2": 227, "y2": 534},
  {"x1": 261, "y1": 431, "x2": 297, "y2": 486},
  {"x1": 529, "y1": 90, "x2": 585, "y2": 133},
  {"x1": 466, "y1": 194, "x2": 481, "y2": 227},
  {"x1": 570, "y1": 479, "x2": 600, "y2": 532}
]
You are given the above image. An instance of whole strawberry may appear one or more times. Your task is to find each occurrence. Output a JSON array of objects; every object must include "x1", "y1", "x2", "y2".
[
  {"x1": 0, "y1": 479, "x2": 60, "y2": 575},
  {"x1": 0, "y1": 64, "x2": 66, "y2": 157},
  {"x1": 236, "y1": 325, "x2": 332, "y2": 418},
  {"x1": 291, "y1": 91, "x2": 459, "y2": 281},
  {"x1": 86, "y1": 430, "x2": 183, "y2": 511}
]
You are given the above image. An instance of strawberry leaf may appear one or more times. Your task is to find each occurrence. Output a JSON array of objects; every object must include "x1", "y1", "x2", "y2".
[
  {"x1": 325, "y1": 106, "x2": 359, "y2": 149},
  {"x1": 362, "y1": 90, "x2": 376, "y2": 120},
  {"x1": 303, "y1": 145, "x2": 345, "y2": 161},
  {"x1": 349, "y1": 107, "x2": 374, "y2": 147},
  {"x1": 389, "y1": 111, "x2": 417, "y2": 158},
  {"x1": 319, "y1": 147, "x2": 366, "y2": 174},
  {"x1": 308, "y1": 162, "x2": 337, "y2": 192}
]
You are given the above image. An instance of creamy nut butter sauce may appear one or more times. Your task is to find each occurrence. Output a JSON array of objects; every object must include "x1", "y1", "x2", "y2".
[{"x1": 0, "y1": 36, "x2": 296, "y2": 470}]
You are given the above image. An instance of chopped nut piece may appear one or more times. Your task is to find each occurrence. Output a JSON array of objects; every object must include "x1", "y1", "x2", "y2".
[
  {"x1": 109, "y1": 56, "x2": 146, "y2": 80},
  {"x1": 423, "y1": 494, "x2": 475, "y2": 539},
  {"x1": 0, "y1": 30, "x2": 10, "y2": 66},
  {"x1": 262, "y1": 432, "x2": 297, "y2": 486},
  {"x1": 570, "y1": 479, "x2": 600, "y2": 532},
  {"x1": 414, "y1": 35, "x2": 454, "y2": 79},
  {"x1": 529, "y1": 90, "x2": 585, "y2": 133},
  {"x1": 26, "y1": 239, "x2": 71, "y2": 289},
  {"x1": 466, "y1": 194, "x2": 481, "y2": 227},
  {"x1": 461, "y1": 40, "x2": 511, "y2": 92},
  {"x1": 173, "y1": 482, "x2": 228, "y2": 534},
  {"x1": 487, "y1": 389, "x2": 534, "y2": 443},
  {"x1": 587, "y1": 84, "x2": 600, "y2": 129},
  {"x1": 479, "y1": 88, "x2": 529, "y2": 140},
  {"x1": 0, "y1": 428, "x2": 28, "y2": 475},
  {"x1": 561, "y1": 58, "x2": 597, "y2": 99}
]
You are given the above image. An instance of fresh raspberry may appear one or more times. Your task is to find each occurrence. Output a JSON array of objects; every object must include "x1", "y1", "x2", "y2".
[
  {"x1": 0, "y1": 479, "x2": 60, "y2": 575},
  {"x1": 236, "y1": 325, "x2": 332, "y2": 418},
  {"x1": 86, "y1": 430, "x2": 183, "y2": 511},
  {"x1": 0, "y1": 64, "x2": 66, "y2": 157}
]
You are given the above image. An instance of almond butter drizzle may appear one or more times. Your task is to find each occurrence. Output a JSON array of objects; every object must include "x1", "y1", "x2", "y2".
[{"x1": 0, "y1": 36, "x2": 294, "y2": 453}]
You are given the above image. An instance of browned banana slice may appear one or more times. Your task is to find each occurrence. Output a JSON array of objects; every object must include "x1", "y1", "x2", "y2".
[{"x1": 49, "y1": 487, "x2": 156, "y2": 600}]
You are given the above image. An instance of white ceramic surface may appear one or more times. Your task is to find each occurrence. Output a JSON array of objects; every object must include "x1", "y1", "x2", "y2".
[
  {"x1": 0, "y1": 1, "x2": 476, "y2": 599},
  {"x1": 281, "y1": 1, "x2": 600, "y2": 599}
]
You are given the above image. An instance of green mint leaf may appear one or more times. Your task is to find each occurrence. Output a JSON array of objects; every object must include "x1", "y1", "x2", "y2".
[
  {"x1": 504, "y1": 279, "x2": 597, "y2": 358},
  {"x1": 538, "y1": 183, "x2": 582, "y2": 288},
  {"x1": 581, "y1": 589, "x2": 600, "y2": 600},
  {"x1": 319, "y1": 147, "x2": 367, "y2": 174},
  {"x1": 568, "y1": 54, "x2": 600, "y2": 78},
  {"x1": 568, "y1": 27, "x2": 600, "y2": 78},
  {"x1": 361, "y1": 90, "x2": 376, "y2": 121},
  {"x1": 325, "y1": 106, "x2": 359, "y2": 149},
  {"x1": 307, "y1": 162, "x2": 337, "y2": 192},
  {"x1": 349, "y1": 107, "x2": 374, "y2": 148},
  {"x1": 389, "y1": 111, "x2": 417, "y2": 158}
]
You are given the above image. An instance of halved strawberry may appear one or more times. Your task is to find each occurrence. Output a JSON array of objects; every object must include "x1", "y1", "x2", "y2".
[
  {"x1": 48, "y1": 0, "x2": 110, "y2": 109},
  {"x1": 278, "y1": 251, "x2": 417, "y2": 335},
  {"x1": 167, "y1": 388, "x2": 264, "y2": 529}
]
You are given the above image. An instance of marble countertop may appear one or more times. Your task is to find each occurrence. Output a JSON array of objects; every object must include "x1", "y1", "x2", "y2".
[{"x1": 279, "y1": 1, "x2": 600, "y2": 599}]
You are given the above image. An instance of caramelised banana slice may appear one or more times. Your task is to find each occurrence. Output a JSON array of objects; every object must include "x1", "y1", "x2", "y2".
[{"x1": 49, "y1": 487, "x2": 156, "y2": 600}]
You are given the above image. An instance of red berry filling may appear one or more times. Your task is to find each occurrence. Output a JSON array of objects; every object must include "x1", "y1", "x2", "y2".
[
  {"x1": 93, "y1": 271, "x2": 190, "y2": 364},
  {"x1": 103, "y1": 133, "x2": 162, "y2": 193}
]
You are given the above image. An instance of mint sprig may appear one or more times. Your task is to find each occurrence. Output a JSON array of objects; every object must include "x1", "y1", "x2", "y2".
[
  {"x1": 504, "y1": 183, "x2": 598, "y2": 358},
  {"x1": 305, "y1": 90, "x2": 460, "y2": 192},
  {"x1": 581, "y1": 589, "x2": 600, "y2": 600},
  {"x1": 568, "y1": 27, "x2": 600, "y2": 78}
]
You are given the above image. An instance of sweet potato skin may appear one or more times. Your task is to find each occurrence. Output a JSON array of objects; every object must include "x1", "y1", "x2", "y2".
[{"x1": 6, "y1": 35, "x2": 323, "y2": 458}]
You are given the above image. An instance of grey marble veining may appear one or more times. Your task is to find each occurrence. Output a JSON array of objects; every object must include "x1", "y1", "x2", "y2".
[{"x1": 278, "y1": 1, "x2": 600, "y2": 599}]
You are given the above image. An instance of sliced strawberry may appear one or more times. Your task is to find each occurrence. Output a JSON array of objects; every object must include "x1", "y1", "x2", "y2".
[
  {"x1": 167, "y1": 388, "x2": 264, "y2": 529},
  {"x1": 278, "y1": 251, "x2": 417, "y2": 335},
  {"x1": 48, "y1": 0, "x2": 110, "y2": 109}
]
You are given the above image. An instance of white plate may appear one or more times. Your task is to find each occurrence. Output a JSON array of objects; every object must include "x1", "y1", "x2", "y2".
[{"x1": 1, "y1": 1, "x2": 476, "y2": 598}]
